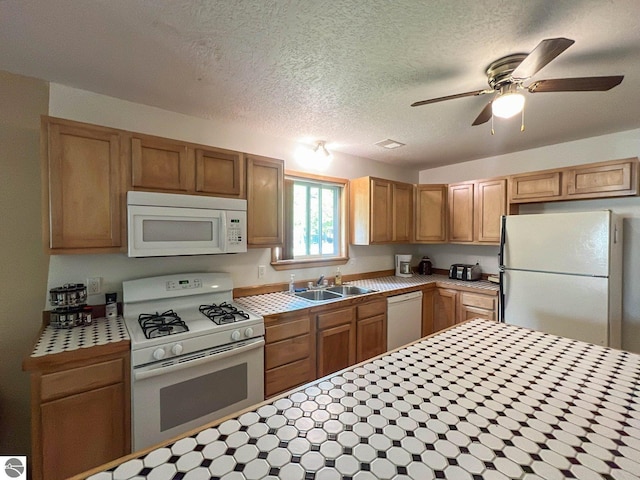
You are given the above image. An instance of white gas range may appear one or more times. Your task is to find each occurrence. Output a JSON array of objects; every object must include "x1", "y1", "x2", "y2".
[{"x1": 123, "y1": 272, "x2": 265, "y2": 451}]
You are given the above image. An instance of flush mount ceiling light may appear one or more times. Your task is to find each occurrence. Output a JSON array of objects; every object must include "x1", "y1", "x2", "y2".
[
  {"x1": 294, "y1": 140, "x2": 333, "y2": 171},
  {"x1": 314, "y1": 141, "x2": 333, "y2": 160},
  {"x1": 492, "y1": 85, "x2": 526, "y2": 119}
]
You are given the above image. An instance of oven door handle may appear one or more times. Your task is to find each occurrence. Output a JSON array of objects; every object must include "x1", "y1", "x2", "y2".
[{"x1": 133, "y1": 338, "x2": 264, "y2": 381}]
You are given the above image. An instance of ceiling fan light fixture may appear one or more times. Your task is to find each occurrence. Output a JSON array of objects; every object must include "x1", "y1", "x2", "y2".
[{"x1": 492, "y1": 89, "x2": 525, "y2": 119}]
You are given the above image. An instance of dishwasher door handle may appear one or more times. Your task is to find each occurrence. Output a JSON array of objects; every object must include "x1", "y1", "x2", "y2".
[{"x1": 387, "y1": 291, "x2": 423, "y2": 304}]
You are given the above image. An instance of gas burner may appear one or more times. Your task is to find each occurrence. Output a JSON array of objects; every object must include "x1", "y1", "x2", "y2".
[
  {"x1": 199, "y1": 302, "x2": 250, "y2": 325},
  {"x1": 138, "y1": 310, "x2": 189, "y2": 339}
]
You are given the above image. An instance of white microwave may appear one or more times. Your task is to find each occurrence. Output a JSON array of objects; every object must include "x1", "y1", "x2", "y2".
[{"x1": 127, "y1": 191, "x2": 247, "y2": 257}]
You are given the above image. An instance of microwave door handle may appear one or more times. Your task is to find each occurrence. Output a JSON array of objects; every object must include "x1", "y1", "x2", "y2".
[{"x1": 219, "y1": 211, "x2": 228, "y2": 252}]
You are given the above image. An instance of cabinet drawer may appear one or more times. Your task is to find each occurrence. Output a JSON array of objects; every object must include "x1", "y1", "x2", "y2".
[
  {"x1": 317, "y1": 307, "x2": 355, "y2": 330},
  {"x1": 460, "y1": 292, "x2": 495, "y2": 310},
  {"x1": 265, "y1": 335, "x2": 310, "y2": 370},
  {"x1": 509, "y1": 171, "x2": 562, "y2": 202},
  {"x1": 41, "y1": 358, "x2": 124, "y2": 402},
  {"x1": 266, "y1": 317, "x2": 310, "y2": 343},
  {"x1": 265, "y1": 358, "x2": 313, "y2": 398},
  {"x1": 357, "y1": 300, "x2": 386, "y2": 319},
  {"x1": 565, "y1": 159, "x2": 637, "y2": 197}
]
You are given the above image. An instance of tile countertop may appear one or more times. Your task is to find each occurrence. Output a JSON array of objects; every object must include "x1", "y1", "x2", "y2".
[
  {"x1": 82, "y1": 319, "x2": 640, "y2": 480},
  {"x1": 235, "y1": 275, "x2": 499, "y2": 317}
]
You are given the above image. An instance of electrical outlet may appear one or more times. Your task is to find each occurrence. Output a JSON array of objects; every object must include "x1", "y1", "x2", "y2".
[
  {"x1": 258, "y1": 265, "x2": 266, "y2": 279},
  {"x1": 87, "y1": 277, "x2": 102, "y2": 295}
]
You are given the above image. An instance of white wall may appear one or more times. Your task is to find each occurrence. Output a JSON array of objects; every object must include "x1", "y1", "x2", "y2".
[
  {"x1": 418, "y1": 130, "x2": 640, "y2": 353},
  {"x1": 0, "y1": 71, "x2": 49, "y2": 455},
  {"x1": 46, "y1": 85, "x2": 420, "y2": 308}
]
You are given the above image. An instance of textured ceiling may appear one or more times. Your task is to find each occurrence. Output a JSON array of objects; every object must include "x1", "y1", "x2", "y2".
[{"x1": 2, "y1": 0, "x2": 640, "y2": 169}]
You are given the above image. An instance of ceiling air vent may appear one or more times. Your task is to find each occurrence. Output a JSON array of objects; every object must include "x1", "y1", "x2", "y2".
[{"x1": 375, "y1": 139, "x2": 405, "y2": 149}]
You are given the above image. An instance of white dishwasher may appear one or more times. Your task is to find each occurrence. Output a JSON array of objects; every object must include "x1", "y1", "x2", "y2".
[{"x1": 386, "y1": 290, "x2": 423, "y2": 350}]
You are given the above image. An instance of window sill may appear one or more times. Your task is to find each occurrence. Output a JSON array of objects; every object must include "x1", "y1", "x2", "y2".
[{"x1": 270, "y1": 256, "x2": 349, "y2": 271}]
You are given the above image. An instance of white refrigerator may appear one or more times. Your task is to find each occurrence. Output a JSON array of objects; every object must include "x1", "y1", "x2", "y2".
[{"x1": 499, "y1": 210, "x2": 622, "y2": 348}]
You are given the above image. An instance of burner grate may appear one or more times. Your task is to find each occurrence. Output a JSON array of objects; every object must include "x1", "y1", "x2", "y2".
[
  {"x1": 138, "y1": 310, "x2": 189, "y2": 339},
  {"x1": 199, "y1": 302, "x2": 250, "y2": 325}
]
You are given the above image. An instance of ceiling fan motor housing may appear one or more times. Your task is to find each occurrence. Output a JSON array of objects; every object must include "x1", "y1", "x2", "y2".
[{"x1": 486, "y1": 54, "x2": 528, "y2": 89}]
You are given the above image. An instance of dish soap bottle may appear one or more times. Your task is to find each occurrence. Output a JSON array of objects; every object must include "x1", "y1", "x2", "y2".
[
  {"x1": 335, "y1": 267, "x2": 342, "y2": 286},
  {"x1": 288, "y1": 274, "x2": 296, "y2": 294}
]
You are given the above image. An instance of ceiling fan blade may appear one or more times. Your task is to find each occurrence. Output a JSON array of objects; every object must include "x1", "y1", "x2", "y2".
[
  {"x1": 511, "y1": 37, "x2": 575, "y2": 80},
  {"x1": 411, "y1": 89, "x2": 488, "y2": 107},
  {"x1": 472, "y1": 101, "x2": 493, "y2": 126},
  {"x1": 527, "y1": 76, "x2": 624, "y2": 93}
]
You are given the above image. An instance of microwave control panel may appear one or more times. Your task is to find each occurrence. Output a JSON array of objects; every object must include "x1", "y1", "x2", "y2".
[{"x1": 227, "y1": 217, "x2": 244, "y2": 245}]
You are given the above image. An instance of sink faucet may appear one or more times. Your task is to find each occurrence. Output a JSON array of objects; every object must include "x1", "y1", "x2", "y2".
[{"x1": 316, "y1": 275, "x2": 325, "y2": 286}]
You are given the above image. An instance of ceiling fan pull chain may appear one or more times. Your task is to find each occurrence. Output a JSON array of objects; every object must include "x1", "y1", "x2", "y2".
[
  {"x1": 521, "y1": 107, "x2": 525, "y2": 132},
  {"x1": 491, "y1": 115, "x2": 495, "y2": 135}
]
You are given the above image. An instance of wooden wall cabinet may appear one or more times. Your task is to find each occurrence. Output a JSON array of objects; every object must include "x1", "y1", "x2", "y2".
[
  {"x1": 264, "y1": 309, "x2": 315, "y2": 398},
  {"x1": 350, "y1": 177, "x2": 414, "y2": 245},
  {"x1": 27, "y1": 352, "x2": 130, "y2": 480},
  {"x1": 129, "y1": 133, "x2": 246, "y2": 198},
  {"x1": 414, "y1": 184, "x2": 447, "y2": 243},
  {"x1": 355, "y1": 298, "x2": 387, "y2": 363},
  {"x1": 508, "y1": 157, "x2": 638, "y2": 204},
  {"x1": 448, "y1": 178, "x2": 506, "y2": 245},
  {"x1": 246, "y1": 154, "x2": 284, "y2": 247},
  {"x1": 42, "y1": 117, "x2": 124, "y2": 254},
  {"x1": 316, "y1": 306, "x2": 356, "y2": 377}
]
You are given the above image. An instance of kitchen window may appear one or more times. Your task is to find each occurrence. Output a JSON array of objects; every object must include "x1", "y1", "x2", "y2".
[{"x1": 271, "y1": 172, "x2": 348, "y2": 269}]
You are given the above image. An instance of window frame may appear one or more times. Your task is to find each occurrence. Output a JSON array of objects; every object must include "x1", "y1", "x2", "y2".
[{"x1": 271, "y1": 170, "x2": 349, "y2": 270}]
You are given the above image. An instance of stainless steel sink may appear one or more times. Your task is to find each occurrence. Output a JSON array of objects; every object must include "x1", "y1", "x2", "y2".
[
  {"x1": 326, "y1": 285, "x2": 376, "y2": 296},
  {"x1": 294, "y1": 290, "x2": 343, "y2": 301}
]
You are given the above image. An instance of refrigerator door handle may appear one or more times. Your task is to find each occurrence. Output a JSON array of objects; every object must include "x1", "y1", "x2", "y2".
[
  {"x1": 499, "y1": 270, "x2": 505, "y2": 323},
  {"x1": 498, "y1": 215, "x2": 507, "y2": 270}
]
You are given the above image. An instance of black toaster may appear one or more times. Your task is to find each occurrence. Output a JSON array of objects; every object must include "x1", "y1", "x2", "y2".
[{"x1": 449, "y1": 263, "x2": 482, "y2": 281}]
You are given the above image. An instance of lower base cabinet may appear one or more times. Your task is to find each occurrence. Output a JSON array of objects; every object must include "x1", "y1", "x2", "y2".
[
  {"x1": 264, "y1": 310, "x2": 314, "y2": 398},
  {"x1": 316, "y1": 306, "x2": 356, "y2": 378},
  {"x1": 356, "y1": 299, "x2": 387, "y2": 363},
  {"x1": 28, "y1": 351, "x2": 130, "y2": 480},
  {"x1": 433, "y1": 286, "x2": 498, "y2": 334}
]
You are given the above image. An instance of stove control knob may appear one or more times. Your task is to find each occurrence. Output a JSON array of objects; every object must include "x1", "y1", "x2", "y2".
[
  {"x1": 244, "y1": 327, "x2": 254, "y2": 338},
  {"x1": 231, "y1": 330, "x2": 241, "y2": 342},
  {"x1": 171, "y1": 344, "x2": 183, "y2": 356},
  {"x1": 153, "y1": 348, "x2": 166, "y2": 360}
]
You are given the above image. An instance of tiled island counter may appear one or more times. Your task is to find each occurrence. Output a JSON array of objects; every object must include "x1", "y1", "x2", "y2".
[{"x1": 77, "y1": 319, "x2": 640, "y2": 480}]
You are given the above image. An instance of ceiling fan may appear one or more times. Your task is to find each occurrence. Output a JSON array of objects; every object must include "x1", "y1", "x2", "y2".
[{"x1": 411, "y1": 38, "x2": 624, "y2": 126}]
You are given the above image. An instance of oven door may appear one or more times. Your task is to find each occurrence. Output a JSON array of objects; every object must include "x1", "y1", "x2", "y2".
[{"x1": 131, "y1": 338, "x2": 264, "y2": 451}]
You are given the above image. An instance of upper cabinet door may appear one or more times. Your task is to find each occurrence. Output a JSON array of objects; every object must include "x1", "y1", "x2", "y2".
[
  {"x1": 415, "y1": 184, "x2": 447, "y2": 243},
  {"x1": 392, "y1": 182, "x2": 414, "y2": 243},
  {"x1": 475, "y1": 178, "x2": 506, "y2": 243},
  {"x1": 131, "y1": 135, "x2": 190, "y2": 192},
  {"x1": 246, "y1": 155, "x2": 284, "y2": 247},
  {"x1": 370, "y1": 178, "x2": 393, "y2": 243},
  {"x1": 195, "y1": 147, "x2": 245, "y2": 198},
  {"x1": 46, "y1": 119, "x2": 122, "y2": 252},
  {"x1": 448, "y1": 182, "x2": 474, "y2": 243}
]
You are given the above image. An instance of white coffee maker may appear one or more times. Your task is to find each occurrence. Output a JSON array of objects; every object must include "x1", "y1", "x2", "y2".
[{"x1": 395, "y1": 254, "x2": 413, "y2": 277}]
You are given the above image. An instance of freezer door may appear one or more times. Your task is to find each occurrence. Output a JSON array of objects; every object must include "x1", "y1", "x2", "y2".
[
  {"x1": 502, "y1": 211, "x2": 611, "y2": 276},
  {"x1": 502, "y1": 270, "x2": 610, "y2": 346}
]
